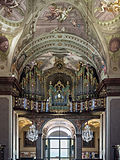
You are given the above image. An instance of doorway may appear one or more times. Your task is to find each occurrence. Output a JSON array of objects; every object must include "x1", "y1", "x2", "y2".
[
  {"x1": 42, "y1": 119, "x2": 76, "y2": 160},
  {"x1": 44, "y1": 137, "x2": 75, "y2": 160}
]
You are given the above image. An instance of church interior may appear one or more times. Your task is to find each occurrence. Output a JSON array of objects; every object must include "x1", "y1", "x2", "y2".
[{"x1": 0, "y1": 0, "x2": 120, "y2": 160}]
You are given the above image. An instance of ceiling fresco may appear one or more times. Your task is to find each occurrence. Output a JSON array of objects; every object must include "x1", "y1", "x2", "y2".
[
  {"x1": 93, "y1": 0, "x2": 120, "y2": 21},
  {"x1": 0, "y1": 0, "x2": 119, "y2": 79},
  {"x1": 0, "y1": 0, "x2": 26, "y2": 21},
  {"x1": 9, "y1": 1, "x2": 106, "y2": 78},
  {"x1": 35, "y1": 2, "x2": 86, "y2": 38},
  {"x1": 29, "y1": 52, "x2": 89, "y2": 72}
]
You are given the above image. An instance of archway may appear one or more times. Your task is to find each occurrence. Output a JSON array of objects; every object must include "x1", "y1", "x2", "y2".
[{"x1": 42, "y1": 118, "x2": 76, "y2": 160}]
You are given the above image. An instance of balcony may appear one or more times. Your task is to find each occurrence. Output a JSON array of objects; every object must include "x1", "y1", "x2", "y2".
[{"x1": 13, "y1": 97, "x2": 105, "y2": 114}]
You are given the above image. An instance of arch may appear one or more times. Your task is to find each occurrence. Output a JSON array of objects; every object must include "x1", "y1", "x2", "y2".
[
  {"x1": 42, "y1": 118, "x2": 76, "y2": 138},
  {"x1": 47, "y1": 126, "x2": 72, "y2": 138},
  {"x1": 15, "y1": 33, "x2": 104, "y2": 79}
]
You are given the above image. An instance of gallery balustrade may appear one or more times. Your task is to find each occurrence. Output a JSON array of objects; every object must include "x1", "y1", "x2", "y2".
[{"x1": 14, "y1": 97, "x2": 105, "y2": 113}]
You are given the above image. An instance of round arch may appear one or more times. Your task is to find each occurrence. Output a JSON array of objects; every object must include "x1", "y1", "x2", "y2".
[
  {"x1": 15, "y1": 33, "x2": 104, "y2": 79},
  {"x1": 42, "y1": 118, "x2": 76, "y2": 138}
]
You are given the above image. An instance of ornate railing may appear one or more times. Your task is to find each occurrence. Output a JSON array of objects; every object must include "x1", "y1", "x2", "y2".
[{"x1": 13, "y1": 97, "x2": 105, "y2": 113}]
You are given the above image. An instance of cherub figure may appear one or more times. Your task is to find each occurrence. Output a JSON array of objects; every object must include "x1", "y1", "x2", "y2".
[
  {"x1": 0, "y1": 0, "x2": 19, "y2": 17},
  {"x1": 100, "y1": 0, "x2": 120, "y2": 13},
  {"x1": 0, "y1": 0, "x2": 19, "y2": 9},
  {"x1": 112, "y1": 0, "x2": 120, "y2": 12},
  {"x1": 100, "y1": 1, "x2": 108, "y2": 12},
  {"x1": 56, "y1": 7, "x2": 72, "y2": 22},
  {"x1": 44, "y1": 4, "x2": 59, "y2": 21},
  {"x1": 44, "y1": 4, "x2": 72, "y2": 22}
]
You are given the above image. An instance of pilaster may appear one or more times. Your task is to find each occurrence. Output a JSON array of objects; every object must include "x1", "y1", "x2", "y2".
[
  {"x1": 97, "y1": 78, "x2": 120, "y2": 160},
  {"x1": 0, "y1": 77, "x2": 21, "y2": 160},
  {"x1": 76, "y1": 133, "x2": 82, "y2": 160},
  {"x1": 36, "y1": 133, "x2": 42, "y2": 160}
]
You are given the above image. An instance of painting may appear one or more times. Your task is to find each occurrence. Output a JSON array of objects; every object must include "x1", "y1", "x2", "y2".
[
  {"x1": 0, "y1": 0, "x2": 26, "y2": 21},
  {"x1": 24, "y1": 131, "x2": 36, "y2": 147},
  {"x1": 93, "y1": 0, "x2": 120, "y2": 21},
  {"x1": 43, "y1": 3, "x2": 73, "y2": 22},
  {"x1": 0, "y1": 36, "x2": 9, "y2": 53},
  {"x1": 35, "y1": 2, "x2": 86, "y2": 38},
  {"x1": 109, "y1": 37, "x2": 120, "y2": 53}
]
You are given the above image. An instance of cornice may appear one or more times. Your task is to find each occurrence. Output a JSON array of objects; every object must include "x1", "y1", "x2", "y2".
[
  {"x1": 0, "y1": 77, "x2": 21, "y2": 96},
  {"x1": 97, "y1": 78, "x2": 120, "y2": 97},
  {"x1": 15, "y1": 33, "x2": 103, "y2": 77}
]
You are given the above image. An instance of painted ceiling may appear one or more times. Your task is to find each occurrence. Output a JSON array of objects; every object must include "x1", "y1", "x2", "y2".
[
  {"x1": 0, "y1": 0, "x2": 26, "y2": 21},
  {"x1": 0, "y1": 0, "x2": 120, "y2": 80},
  {"x1": 26, "y1": 52, "x2": 89, "y2": 72},
  {"x1": 93, "y1": 0, "x2": 120, "y2": 21}
]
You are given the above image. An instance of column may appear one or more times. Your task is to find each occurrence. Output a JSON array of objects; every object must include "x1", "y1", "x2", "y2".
[
  {"x1": 106, "y1": 97, "x2": 120, "y2": 160},
  {"x1": 13, "y1": 112, "x2": 19, "y2": 159},
  {"x1": 13, "y1": 111, "x2": 16, "y2": 160},
  {"x1": 0, "y1": 77, "x2": 21, "y2": 159},
  {"x1": 0, "y1": 95, "x2": 13, "y2": 160},
  {"x1": 36, "y1": 133, "x2": 42, "y2": 160},
  {"x1": 76, "y1": 133, "x2": 82, "y2": 160},
  {"x1": 96, "y1": 78, "x2": 120, "y2": 160},
  {"x1": 99, "y1": 112, "x2": 106, "y2": 160}
]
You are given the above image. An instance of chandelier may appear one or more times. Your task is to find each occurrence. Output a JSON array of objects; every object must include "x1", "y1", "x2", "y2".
[
  {"x1": 82, "y1": 124, "x2": 93, "y2": 142},
  {"x1": 26, "y1": 123, "x2": 38, "y2": 142}
]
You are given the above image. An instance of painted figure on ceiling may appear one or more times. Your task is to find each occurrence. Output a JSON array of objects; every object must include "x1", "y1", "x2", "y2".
[
  {"x1": 100, "y1": 0, "x2": 120, "y2": 13},
  {"x1": 56, "y1": 7, "x2": 72, "y2": 22},
  {"x1": 109, "y1": 37, "x2": 120, "y2": 53},
  {"x1": 0, "y1": 0, "x2": 19, "y2": 16},
  {"x1": 0, "y1": 36, "x2": 9, "y2": 53},
  {"x1": 94, "y1": 0, "x2": 120, "y2": 21},
  {"x1": 44, "y1": 4, "x2": 72, "y2": 22},
  {"x1": 0, "y1": 0, "x2": 19, "y2": 9},
  {"x1": 0, "y1": 0, "x2": 26, "y2": 21}
]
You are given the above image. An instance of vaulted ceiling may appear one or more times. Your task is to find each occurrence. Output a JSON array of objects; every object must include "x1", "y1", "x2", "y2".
[{"x1": 0, "y1": 0, "x2": 120, "y2": 80}]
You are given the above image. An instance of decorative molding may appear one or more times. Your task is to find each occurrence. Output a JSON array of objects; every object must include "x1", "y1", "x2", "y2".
[
  {"x1": 14, "y1": 97, "x2": 105, "y2": 114},
  {"x1": 97, "y1": 78, "x2": 120, "y2": 96},
  {"x1": 0, "y1": 77, "x2": 21, "y2": 96},
  {"x1": 15, "y1": 33, "x2": 103, "y2": 75},
  {"x1": 0, "y1": 15, "x2": 23, "y2": 28}
]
